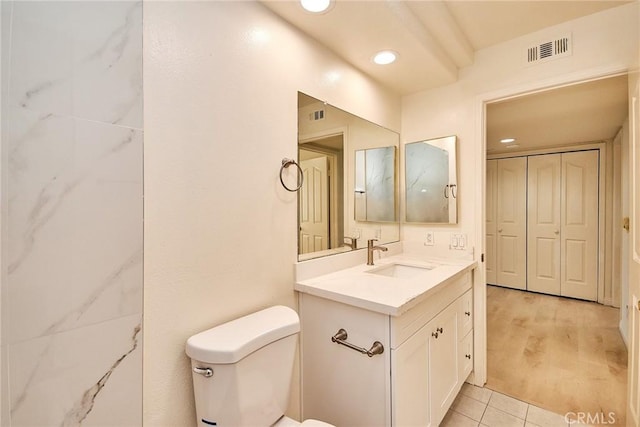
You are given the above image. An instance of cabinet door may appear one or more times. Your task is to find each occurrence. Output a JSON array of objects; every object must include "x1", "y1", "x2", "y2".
[
  {"x1": 458, "y1": 289, "x2": 473, "y2": 338},
  {"x1": 429, "y1": 303, "x2": 459, "y2": 426},
  {"x1": 392, "y1": 324, "x2": 432, "y2": 426},
  {"x1": 459, "y1": 331, "x2": 473, "y2": 381},
  {"x1": 300, "y1": 294, "x2": 390, "y2": 427},
  {"x1": 496, "y1": 157, "x2": 528, "y2": 290}
]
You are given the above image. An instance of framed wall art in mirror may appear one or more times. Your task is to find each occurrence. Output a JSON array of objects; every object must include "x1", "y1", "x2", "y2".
[
  {"x1": 405, "y1": 135, "x2": 458, "y2": 224},
  {"x1": 354, "y1": 146, "x2": 396, "y2": 222}
]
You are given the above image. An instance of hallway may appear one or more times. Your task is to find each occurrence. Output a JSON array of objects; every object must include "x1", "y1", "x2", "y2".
[{"x1": 486, "y1": 285, "x2": 627, "y2": 425}]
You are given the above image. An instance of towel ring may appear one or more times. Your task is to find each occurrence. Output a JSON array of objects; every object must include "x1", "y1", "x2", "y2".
[{"x1": 280, "y1": 158, "x2": 304, "y2": 192}]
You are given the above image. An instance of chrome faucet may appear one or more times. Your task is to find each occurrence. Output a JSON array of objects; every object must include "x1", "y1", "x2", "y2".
[
  {"x1": 367, "y1": 239, "x2": 388, "y2": 265},
  {"x1": 344, "y1": 236, "x2": 357, "y2": 250}
]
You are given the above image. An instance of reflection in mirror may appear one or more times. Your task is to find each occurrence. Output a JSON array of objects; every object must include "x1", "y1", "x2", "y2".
[
  {"x1": 405, "y1": 135, "x2": 458, "y2": 224},
  {"x1": 298, "y1": 92, "x2": 400, "y2": 261},
  {"x1": 354, "y1": 146, "x2": 396, "y2": 222}
]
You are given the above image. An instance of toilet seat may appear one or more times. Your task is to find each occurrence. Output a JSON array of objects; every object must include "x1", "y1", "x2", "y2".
[{"x1": 274, "y1": 416, "x2": 335, "y2": 427}]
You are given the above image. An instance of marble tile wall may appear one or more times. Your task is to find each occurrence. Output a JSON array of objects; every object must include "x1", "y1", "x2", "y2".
[{"x1": 1, "y1": 1, "x2": 143, "y2": 425}]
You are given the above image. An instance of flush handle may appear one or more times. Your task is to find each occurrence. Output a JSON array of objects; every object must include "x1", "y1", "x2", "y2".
[{"x1": 193, "y1": 367, "x2": 214, "y2": 378}]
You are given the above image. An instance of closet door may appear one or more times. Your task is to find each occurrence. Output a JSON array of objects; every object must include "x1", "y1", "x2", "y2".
[
  {"x1": 527, "y1": 154, "x2": 561, "y2": 295},
  {"x1": 561, "y1": 151, "x2": 599, "y2": 301},
  {"x1": 486, "y1": 160, "x2": 497, "y2": 285},
  {"x1": 496, "y1": 157, "x2": 527, "y2": 290}
]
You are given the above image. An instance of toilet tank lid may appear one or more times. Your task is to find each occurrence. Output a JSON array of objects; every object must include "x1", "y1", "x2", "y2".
[{"x1": 185, "y1": 305, "x2": 300, "y2": 364}]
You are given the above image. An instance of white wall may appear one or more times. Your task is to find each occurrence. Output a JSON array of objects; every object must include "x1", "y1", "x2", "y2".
[
  {"x1": 143, "y1": 2, "x2": 400, "y2": 426},
  {"x1": 402, "y1": 2, "x2": 639, "y2": 258}
]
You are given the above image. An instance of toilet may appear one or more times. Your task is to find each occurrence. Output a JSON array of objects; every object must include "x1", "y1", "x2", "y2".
[{"x1": 185, "y1": 305, "x2": 334, "y2": 427}]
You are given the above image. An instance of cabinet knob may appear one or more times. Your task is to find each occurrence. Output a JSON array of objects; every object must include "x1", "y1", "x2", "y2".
[
  {"x1": 437, "y1": 327, "x2": 443, "y2": 333},
  {"x1": 432, "y1": 331, "x2": 439, "y2": 339},
  {"x1": 465, "y1": 311, "x2": 471, "y2": 316},
  {"x1": 465, "y1": 354, "x2": 471, "y2": 359}
]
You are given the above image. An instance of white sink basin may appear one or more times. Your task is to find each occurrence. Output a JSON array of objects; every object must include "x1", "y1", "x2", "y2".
[{"x1": 367, "y1": 263, "x2": 434, "y2": 279}]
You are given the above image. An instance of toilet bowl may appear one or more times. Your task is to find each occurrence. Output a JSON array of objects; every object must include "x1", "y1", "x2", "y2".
[{"x1": 185, "y1": 305, "x2": 334, "y2": 427}]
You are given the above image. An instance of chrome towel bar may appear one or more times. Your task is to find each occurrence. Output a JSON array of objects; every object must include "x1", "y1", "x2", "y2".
[{"x1": 331, "y1": 328, "x2": 384, "y2": 357}]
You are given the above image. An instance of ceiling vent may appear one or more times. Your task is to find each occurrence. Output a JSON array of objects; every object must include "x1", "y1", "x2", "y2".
[
  {"x1": 526, "y1": 34, "x2": 572, "y2": 65},
  {"x1": 309, "y1": 109, "x2": 325, "y2": 121}
]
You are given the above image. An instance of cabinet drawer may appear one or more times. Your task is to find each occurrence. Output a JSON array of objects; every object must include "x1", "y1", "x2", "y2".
[
  {"x1": 390, "y1": 271, "x2": 471, "y2": 349},
  {"x1": 459, "y1": 330, "x2": 473, "y2": 381},
  {"x1": 458, "y1": 289, "x2": 473, "y2": 339}
]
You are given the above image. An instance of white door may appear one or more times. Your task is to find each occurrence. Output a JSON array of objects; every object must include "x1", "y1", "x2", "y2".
[
  {"x1": 560, "y1": 151, "x2": 599, "y2": 301},
  {"x1": 627, "y1": 80, "x2": 640, "y2": 427},
  {"x1": 528, "y1": 154, "x2": 561, "y2": 295},
  {"x1": 486, "y1": 159, "x2": 497, "y2": 285},
  {"x1": 299, "y1": 156, "x2": 329, "y2": 254},
  {"x1": 496, "y1": 157, "x2": 527, "y2": 290}
]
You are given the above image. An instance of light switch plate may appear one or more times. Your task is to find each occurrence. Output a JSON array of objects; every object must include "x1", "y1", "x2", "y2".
[{"x1": 450, "y1": 233, "x2": 467, "y2": 250}]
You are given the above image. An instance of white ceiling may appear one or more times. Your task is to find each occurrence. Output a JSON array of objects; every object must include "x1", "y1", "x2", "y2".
[
  {"x1": 263, "y1": 0, "x2": 632, "y2": 150},
  {"x1": 486, "y1": 75, "x2": 629, "y2": 153},
  {"x1": 262, "y1": 0, "x2": 630, "y2": 95}
]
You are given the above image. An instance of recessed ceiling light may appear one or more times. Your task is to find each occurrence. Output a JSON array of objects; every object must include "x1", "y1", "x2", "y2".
[
  {"x1": 500, "y1": 138, "x2": 516, "y2": 144},
  {"x1": 300, "y1": 0, "x2": 332, "y2": 13},
  {"x1": 373, "y1": 50, "x2": 398, "y2": 65}
]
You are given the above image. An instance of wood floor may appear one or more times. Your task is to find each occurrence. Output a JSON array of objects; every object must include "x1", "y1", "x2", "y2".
[{"x1": 486, "y1": 285, "x2": 628, "y2": 426}]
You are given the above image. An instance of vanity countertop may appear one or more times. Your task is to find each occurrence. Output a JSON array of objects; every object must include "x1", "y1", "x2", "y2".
[{"x1": 295, "y1": 255, "x2": 477, "y2": 316}]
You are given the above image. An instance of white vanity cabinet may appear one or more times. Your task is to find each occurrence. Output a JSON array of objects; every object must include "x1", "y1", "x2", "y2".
[{"x1": 299, "y1": 269, "x2": 473, "y2": 427}]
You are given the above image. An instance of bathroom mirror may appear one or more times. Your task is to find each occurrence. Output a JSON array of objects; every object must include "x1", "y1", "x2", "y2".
[
  {"x1": 405, "y1": 135, "x2": 458, "y2": 224},
  {"x1": 298, "y1": 92, "x2": 400, "y2": 261}
]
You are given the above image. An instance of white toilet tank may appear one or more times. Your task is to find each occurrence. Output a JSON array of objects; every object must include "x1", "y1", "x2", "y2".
[{"x1": 186, "y1": 305, "x2": 300, "y2": 427}]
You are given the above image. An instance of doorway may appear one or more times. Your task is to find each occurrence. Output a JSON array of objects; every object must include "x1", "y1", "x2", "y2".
[
  {"x1": 298, "y1": 134, "x2": 344, "y2": 255},
  {"x1": 483, "y1": 74, "x2": 629, "y2": 421}
]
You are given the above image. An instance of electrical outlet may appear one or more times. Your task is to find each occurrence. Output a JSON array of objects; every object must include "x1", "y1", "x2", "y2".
[{"x1": 425, "y1": 232, "x2": 435, "y2": 246}]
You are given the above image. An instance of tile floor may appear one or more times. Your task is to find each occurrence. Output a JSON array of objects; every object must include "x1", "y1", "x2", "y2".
[{"x1": 442, "y1": 383, "x2": 605, "y2": 427}]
